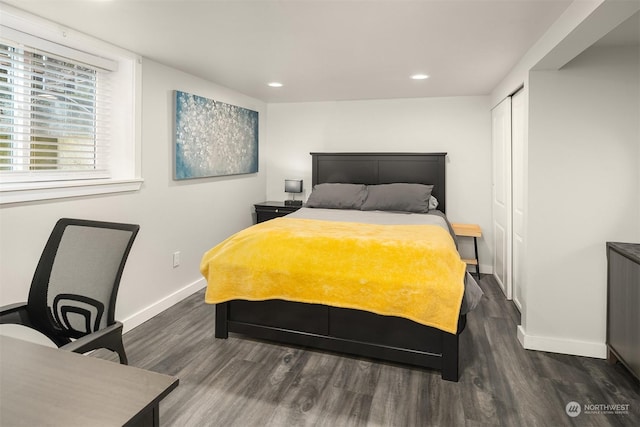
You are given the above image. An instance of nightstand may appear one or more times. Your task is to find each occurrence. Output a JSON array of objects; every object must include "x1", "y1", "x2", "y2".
[
  {"x1": 254, "y1": 201, "x2": 302, "y2": 223},
  {"x1": 451, "y1": 223, "x2": 482, "y2": 277}
]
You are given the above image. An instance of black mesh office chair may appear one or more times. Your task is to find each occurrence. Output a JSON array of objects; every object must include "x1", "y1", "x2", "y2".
[{"x1": 0, "y1": 218, "x2": 139, "y2": 364}]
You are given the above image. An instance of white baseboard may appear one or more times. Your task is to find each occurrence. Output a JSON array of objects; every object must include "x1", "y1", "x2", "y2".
[
  {"x1": 121, "y1": 278, "x2": 207, "y2": 333},
  {"x1": 517, "y1": 325, "x2": 607, "y2": 359}
]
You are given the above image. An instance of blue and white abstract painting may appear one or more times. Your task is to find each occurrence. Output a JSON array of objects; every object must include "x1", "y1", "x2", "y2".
[{"x1": 175, "y1": 91, "x2": 258, "y2": 179}]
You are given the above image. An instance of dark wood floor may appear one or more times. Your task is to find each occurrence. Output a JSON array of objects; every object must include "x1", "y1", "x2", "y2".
[{"x1": 96, "y1": 276, "x2": 639, "y2": 426}]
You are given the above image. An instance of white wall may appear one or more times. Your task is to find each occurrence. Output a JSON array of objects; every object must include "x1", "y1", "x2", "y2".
[
  {"x1": 522, "y1": 44, "x2": 640, "y2": 357},
  {"x1": 266, "y1": 96, "x2": 494, "y2": 273},
  {"x1": 0, "y1": 59, "x2": 267, "y2": 331},
  {"x1": 490, "y1": 0, "x2": 606, "y2": 108},
  {"x1": 489, "y1": 0, "x2": 640, "y2": 358}
]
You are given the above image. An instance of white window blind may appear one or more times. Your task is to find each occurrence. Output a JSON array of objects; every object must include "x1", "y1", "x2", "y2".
[{"x1": 0, "y1": 36, "x2": 112, "y2": 182}]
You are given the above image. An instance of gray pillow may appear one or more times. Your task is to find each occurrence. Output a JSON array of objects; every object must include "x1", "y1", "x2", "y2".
[
  {"x1": 305, "y1": 183, "x2": 368, "y2": 209},
  {"x1": 361, "y1": 183, "x2": 434, "y2": 213}
]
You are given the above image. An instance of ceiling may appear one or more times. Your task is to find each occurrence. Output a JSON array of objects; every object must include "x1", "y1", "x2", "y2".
[
  {"x1": 2, "y1": 0, "x2": 579, "y2": 103},
  {"x1": 593, "y1": 10, "x2": 640, "y2": 47}
]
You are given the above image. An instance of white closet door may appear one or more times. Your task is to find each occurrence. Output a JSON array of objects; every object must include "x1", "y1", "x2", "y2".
[
  {"x1": 492, "y1": 97, "x2": 512, "y2": 299},
  {"x1": 511, "y1": 88, "x2": 526, "y2": 311}
]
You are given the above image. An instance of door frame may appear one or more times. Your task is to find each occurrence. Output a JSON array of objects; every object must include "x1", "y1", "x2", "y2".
[
  {"x1": 511, "y1": 88, "x2": 526, "y2": 311},
  {"x1": 491, "y1": 96, "x2": 512, "y2": 299}
]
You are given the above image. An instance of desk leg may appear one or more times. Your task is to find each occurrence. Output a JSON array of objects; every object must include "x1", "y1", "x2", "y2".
[
  {"x1": 152, "y1": 406, "x2": 160, "y2": 427},
  {"x1": 125, "y1": 404, "x2": 159, "y2": 427}
]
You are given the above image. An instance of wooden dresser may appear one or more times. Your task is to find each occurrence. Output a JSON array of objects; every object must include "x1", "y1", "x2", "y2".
[{"x1": 606, "y1": 242, "x2": 640, "y2": 381}]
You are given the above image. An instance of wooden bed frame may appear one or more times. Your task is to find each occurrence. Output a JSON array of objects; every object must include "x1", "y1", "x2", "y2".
[{"x1": 215, "y1": 152, "x2": 466, "y2": 381}]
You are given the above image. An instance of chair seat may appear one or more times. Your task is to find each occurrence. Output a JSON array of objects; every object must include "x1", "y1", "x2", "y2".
[{"x1": 0, "y1": 324, "x2": 58, "y2": 348}]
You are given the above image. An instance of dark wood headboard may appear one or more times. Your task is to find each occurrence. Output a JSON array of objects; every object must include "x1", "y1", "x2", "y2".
[{"x1": 311, "y1": 152, "x2": 447, "y2": 213}]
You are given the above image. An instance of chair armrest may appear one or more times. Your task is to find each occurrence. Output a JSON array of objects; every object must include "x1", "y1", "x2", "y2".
[
  {"x1": 0, "y1": 302, "x2": 29, "y2": 324},
  {"x1": 61, "y1": 322, "x2": 124, "y2": 355},
  {"x1": 0, "y1": 302, "x2": 27, "y2": 313}
]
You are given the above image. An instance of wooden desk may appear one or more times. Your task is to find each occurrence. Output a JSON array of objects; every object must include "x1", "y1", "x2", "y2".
[
  {"x1": 451, "y1": 223, "x2": 482, "y2": 277},
  {"x1": 0, "y1": 336, "x2": 178, "y2": 426}
]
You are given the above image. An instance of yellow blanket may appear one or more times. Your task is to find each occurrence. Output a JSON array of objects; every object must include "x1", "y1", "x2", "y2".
[{"x1": 201, "y1": 218, "x2": 466, "y2": 334}]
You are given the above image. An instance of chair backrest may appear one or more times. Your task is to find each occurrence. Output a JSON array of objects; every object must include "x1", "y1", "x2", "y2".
[{"x1": 27, "y1": 218, "x2": 139, "y2": 340}]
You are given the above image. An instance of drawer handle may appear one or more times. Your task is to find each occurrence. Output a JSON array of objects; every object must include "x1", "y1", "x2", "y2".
[{"x1": 275, "y1": 209, "x2": 279, "y2": 213}]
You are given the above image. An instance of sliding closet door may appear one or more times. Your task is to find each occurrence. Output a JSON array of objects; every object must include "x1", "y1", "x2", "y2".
[
  {"x1": 511, "y1": 89, "x2": 526, "y2": 311},
  {"x1": 492, "y1": 97, "x2": 512, "y2": 299}
]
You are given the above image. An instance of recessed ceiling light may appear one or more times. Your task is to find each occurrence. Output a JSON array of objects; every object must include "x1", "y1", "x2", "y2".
[
  {"x1": 411, "y1": 74, "x2": 430, "y2": 80},
  {"x1": 267, "y1": 82, "x2": 283, "y2": 87}
]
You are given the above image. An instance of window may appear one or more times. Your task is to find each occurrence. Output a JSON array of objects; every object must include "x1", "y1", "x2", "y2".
[
  {"x1": 0, "y1": 5, "x2": 142, "y2": 204},
  {"x1": 1, "y1": 41, "x2": 111, "y2": 180}
]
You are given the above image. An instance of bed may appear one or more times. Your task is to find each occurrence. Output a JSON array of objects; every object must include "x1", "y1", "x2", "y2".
[{"x1": 203, "y1": 152, "x2": 482, "y2": 381}]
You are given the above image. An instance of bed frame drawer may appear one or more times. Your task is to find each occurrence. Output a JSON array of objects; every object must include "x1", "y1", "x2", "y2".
[
  {"x1": 227, "y1": 300, "x2": 329, "y2": 335},
  {"x1": 329, "y1": 307, "x2": 445, "y2": 353}
]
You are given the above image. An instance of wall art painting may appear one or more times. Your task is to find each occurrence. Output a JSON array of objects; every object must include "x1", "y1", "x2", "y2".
[{"x1": 174, "y1": 90, "x2": 258, "y2": 179}]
